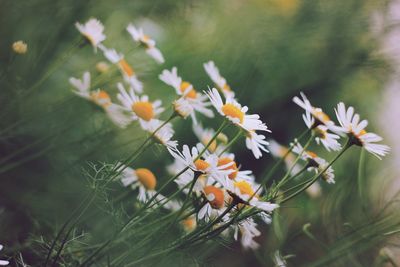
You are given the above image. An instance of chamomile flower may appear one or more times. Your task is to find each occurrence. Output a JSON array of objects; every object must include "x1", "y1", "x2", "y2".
[
  {"x1": 292, "y1": 143, "x2": 335, "y2": 184},
  {"x1": 102, "y1": 48, "x2": 143, "y2": 93},
  {"x1": 120, "y1": 165, "x2": 164, "y2": 203},
  {"x1": 0, "y1": 245, "x2": 8, "y2": 266},
  {"x1": 69, "y1": 72, "x2": 131, "y2": 128},
  {"x1": 198, "y1": 185, "x2": 229, "y2": 222},
  {"x1": 269, "y1": 139, "x2": 302, "y2": 175},
  {"x1": 229, "y1": 179, "x2": 279, "y2": 215},
  {"x1": 206, "y1": 88, "x2": 268, "y2": 132},
  {"x1": 217, "y1": 153, "x2": 255, "y2": 182},
  {"x1": 143, "y1": 118, "x2": 177, "y2": 152},
  {"x1": 181, "y1": 215, "x2": 197, "y2": 232},
  {"x1": 335, "y1": 102, "x2": 390, "y2": 159},
  {"x1": 203, "y1": 61, "x2": 235, "y2": 99},
  {"x1": 75, "y1": 18, "x2": 106, "y2": 51},
  {"x1": 233, "y1": 218, "x2": 261, "y2": 250},
  {"x1": 159, "y1": 67, "x2": 214, "y2": 122},
  {"x1": 169, "y1": 145, "x2": 234, "y2": 188},
  {"x1": 117, "y1": 83, "x2": 164, "y2": 129},
  {"x1": 303, "y1": 111, "x2": 342, "y2": 152},
  {"x1": 126, "y1": 24, "x2": 165, "y2": 64},
  {"x1": 246, "y1": 131, "x2": 270, "y2": 159},
  {"x1": 293, "y1": 92, "x2": 341, "y2": 132}
]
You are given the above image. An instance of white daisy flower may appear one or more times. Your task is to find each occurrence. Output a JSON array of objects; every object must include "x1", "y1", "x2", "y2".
[
  {"x1": 293, "y1": 92, "x2": 341, "y2": 132},
  {"x1": 230, "y1": 179, "x2": 279, "y2": 213},
  {"x1": 169, "y1": 144, "x2": 234, "y2": 189},
  {"x1": 117, "y1": 83, "x2": 164, "y2": 129},
  {"x1": 233, "y1": 218, "x2": 261, "y2": 250},
  {"x1": 69, "y1": 72, "x2": 132, "y2": 128},
  {"x1": 269, "y1": 139, "x2": 302, "y2": 175},
  {"x1": 120, "y1": 165, "x2": 165, "y2": 203},
  {"x1": 292, "y1": 143, "x2": 335, "y2": 184},
  {"x1": 246, "y1": 131, "x2": 270, "y2": 159},
  {"x1": 143, "y1": 118, "x2": 177, "y2": 152},
  {"x1": 159, "y1": 67, "x2": 214, "y2": 122},
  {"x1": 102, "y1": 48, "x2": 143, "y2": 93},
  {"x1": 203, "y1": 61, "x2": 235, "y2": 99},
  {"x1": 198, "y1": 185, "x2": 229, "y2": 222},
  {"x1": 75, "y1": 18, "x2": 106, "y2": 51},
  {"x1": 335, "y1": 102, "x2": 390, "y2": 159},
  {"x1": 303, "y1": 111, "x2": 342, "y2": 152},
  {"x1": 0, "y1": 245, "x2": 9, "y2": 266},
  {"x1": 206, "y1": 88, "x2": 270, "y2": 133},
  {"x1": 126, "y1": 24, "x2": 165, "y2": 64}
]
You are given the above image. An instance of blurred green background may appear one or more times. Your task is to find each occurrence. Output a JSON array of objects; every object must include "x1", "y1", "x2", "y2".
[{"x1": 0, "y1": 0, "x2": 397, "y2": 266}]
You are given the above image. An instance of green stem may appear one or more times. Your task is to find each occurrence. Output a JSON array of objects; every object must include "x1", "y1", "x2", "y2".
[
  {"x1": 260, "y1": 128, "x2": 310, "y2": 185},
  {"x1": 79, "y1": 121, "x2": 228, "y2": 266},
  {"x1": 280, "y1": 139, "x2": 352, "y2": 203},
  {"x1": 218, "y1": 128, "x2": 242, "y2": 156}
]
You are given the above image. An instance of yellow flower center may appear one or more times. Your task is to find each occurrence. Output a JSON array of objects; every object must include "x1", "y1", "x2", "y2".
[
  {"x1": 204, "y1": 185, "x2": 225, "y2": 209},
  {"x1": 135, "y1": 168, "x2": 157, "y2": 190},
  {"x1": 222, "y1": 83, "x2": 232, "y2": 92},
  {"x1": 217, "y1": 157, "x2": 238, "y2": 179},
  {"x1": 306, "y1": 150, "x2": 318, "y2": 159},
  {"x1": 90, "y1": 90, "x2": 111, "y2": 107},
  {"x1": 118, "y1": 59, "x2": 135, "y2": 77},
  {"x1": 221, "y1": 104, "x2": 244, "y2": 123},
  {"x1": 181, "y1": 216, "x2": 196, "y2": 232},
  {"x1": 234, "y1": 180, "x2": 257, "y2": 197},
  {"x1": 83, "y1": 34, "x2": 95, "y2": 46},
  {"x1": 132, "y1": 101, "x2": 154, "y2": 121},
  {"x1": 180, "y1": 82, "x2": 197, "y2": 99},
  {"x1": 194, "y1": 159, "x2": 210, "y2": 171},
  {"x1": 312, "y1": 108, "x2": 331, "y2": 124}
]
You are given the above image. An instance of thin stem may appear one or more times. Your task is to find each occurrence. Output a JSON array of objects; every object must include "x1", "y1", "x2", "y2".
[
  {"x1": 218, "y1": 128, "x2": 243, "y2": 156},
  {"x1": 260, "y1": 128, "x2": 310, "y2": 185},
  {"x1": 280, "y1": 139, "x2": 352, "y2": 203},
  {"x1": 79, "y1": 120, "x2": 228, "y2": 266}
]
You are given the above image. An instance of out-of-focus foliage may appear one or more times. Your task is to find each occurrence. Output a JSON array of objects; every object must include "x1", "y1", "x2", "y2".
[{"x1": 0, "y1": 0, "x2": 397, "y2": 266}]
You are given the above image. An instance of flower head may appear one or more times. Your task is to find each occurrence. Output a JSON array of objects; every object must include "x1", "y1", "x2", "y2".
[
  {"x1": 159, "y1": 67, "x2": 214, "y2": 122},
  {"x1": 206, "y1": 88, "x2": 269, "y2": 132},
  {"x1": 204, "y1": 61, "x2": 235, "y2": 99},
  {"x1": 169, "y1": 144, "x2": 234, "y2": 189},
  {"x1": 303, "y1": 111, "x2": 342, "y2": 152},
  {"x1": 12, "y1": 40, "x2": 27, "y2": 54},
  {"x1": 126, "y1": 24, "x2": 165, "y2": 64},
  {"x1": 103, "y1": 48, "x2": 143, "y2": 93},
  {"x1": 75, "y1": 18, "x2": 106, "y2": 51},
  {"x1": 120, "y1": 165, "x2": 158, "y2": 202},
  {"x1": 293, "y1": 92, "x2": 340, "y2": 132},
  {"x1": 233, "y1": 218, "x2": 261, "y2": 250},
  {"x1": 335, "y1": 102, "x2": 390, "y2": 159},
  {"x1": 144, "y1": 119, "x2": 177, "y2": 152},
  {"x1": 198, "y1": 185, "x2": 230, "y2": 222},
  {"x1": 292, "y1": 142, "x2": 335, "y2": 184},
  {"x1": 117, "y1": 83, "x2": 163, "y2": 128},
  {"x1": 69, "y1": 72, "x2": 131, "y2": 128},
  {"x1": 229, "y1": 179, "x2": 279, "y2": 214}
]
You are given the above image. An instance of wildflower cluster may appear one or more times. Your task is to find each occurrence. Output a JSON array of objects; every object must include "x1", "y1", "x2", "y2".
[{"x1": 61, "y1": 17, "x2": 391, "y2": 264}]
